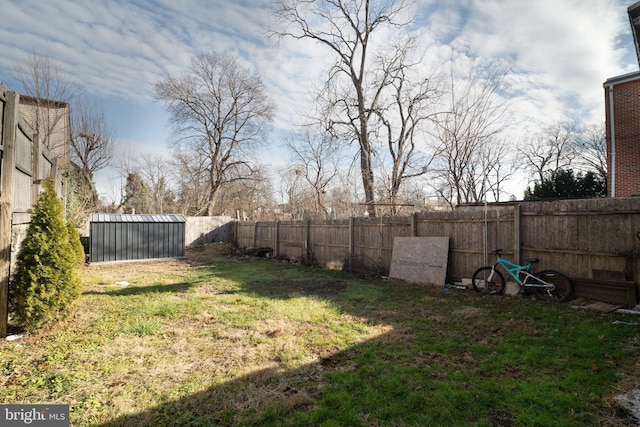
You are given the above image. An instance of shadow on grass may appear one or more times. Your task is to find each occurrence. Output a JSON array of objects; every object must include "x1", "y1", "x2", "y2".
[
  {"x1": 95, "y1": 327, "x2": 442, "y2": 426},
  {"x1": 95, "y1": 344, "x2": 369, "y2": 426},
  {"x1": 91, "y1": 262, "x2": 634, "y2": 427},
  {"x1": 82, "y1": 282, "x2": 200, "y2": 297},
  {"x1": 90, "y1": 273, "x2": 447, "y2": 426}
]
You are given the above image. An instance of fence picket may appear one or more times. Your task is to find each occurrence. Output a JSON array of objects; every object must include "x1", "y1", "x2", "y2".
[{"x1": 234, "y1": 200, "x2": 640, "y2": 290}]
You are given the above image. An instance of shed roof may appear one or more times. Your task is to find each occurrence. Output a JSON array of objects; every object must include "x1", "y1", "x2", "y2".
[{"x1": 90, "y1": 213, "x2": 186, "y2": 223}]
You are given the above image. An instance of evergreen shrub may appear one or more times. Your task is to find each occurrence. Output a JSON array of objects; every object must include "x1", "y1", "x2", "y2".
[
  {"x1": 67, "y1": 223, "x2": 86, "y2": 266},
  {"x1": 9, "y1": 178, "x2": 81, "y2": 329}
]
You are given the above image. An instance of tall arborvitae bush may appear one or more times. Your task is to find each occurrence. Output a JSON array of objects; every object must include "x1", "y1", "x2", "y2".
[
  {"x1": 9, "y1": 178, "x2": 81, "y2": 329},
  {"x1": 67, "y1": 223, "x2": 86, "y2": 266}
]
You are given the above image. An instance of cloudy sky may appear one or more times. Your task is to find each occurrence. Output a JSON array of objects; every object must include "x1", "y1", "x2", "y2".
[{"x1": 0, "y1": 0, "x2": 638, "y2": 200}]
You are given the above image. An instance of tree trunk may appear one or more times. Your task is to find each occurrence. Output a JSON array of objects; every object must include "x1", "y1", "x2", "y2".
[
  {"x1": 79, "y1": 169, "x2": 100, "y2": 208},
  {"x1": 206, "y1": 186, "x2": 221, "y2": 216},
  {"x1": 360, "y1": 149, "x2": 376, "y2": 217}
]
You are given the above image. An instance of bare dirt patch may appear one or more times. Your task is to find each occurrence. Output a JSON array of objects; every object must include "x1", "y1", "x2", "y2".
[
  {"x1": 83, "y1": 258, "x2": 187, "y2": 284},
  {"x1": 185, "y1": 242, "x2": 240, "y2": 264},
  {"x1": 83, "y1": 242, "x2": 237, "y2": 284}
]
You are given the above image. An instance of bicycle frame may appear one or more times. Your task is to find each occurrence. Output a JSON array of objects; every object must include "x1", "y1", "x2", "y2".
[
  {"x1": 494, "y1": 256, "x2": 552, "y2": 289},
  {"x1": 495, "y1": 257, "x2": 531, "y2": 285},
  {"x1": 473, "y1": 250, "x2": 573, "y2": 301}
]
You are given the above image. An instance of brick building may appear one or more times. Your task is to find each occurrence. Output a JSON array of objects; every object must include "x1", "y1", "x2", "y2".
[
  {"x1": 604, "y1": 71, "x2": 640, "y2": 197},
  {"x1": 603, "y1": 2, "x2": 640, "y2": 197}
]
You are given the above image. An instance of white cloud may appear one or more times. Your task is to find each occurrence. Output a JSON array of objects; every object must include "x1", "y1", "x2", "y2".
[
  {"x1": 0, "y1": 0, "x2": 636, "y2": 197},
  {"x1": 450, "y1": 0, "x2": 634, "y2": 124}
]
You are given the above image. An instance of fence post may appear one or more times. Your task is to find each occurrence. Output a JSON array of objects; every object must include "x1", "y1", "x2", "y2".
[
  {"x1": 252, "y1": 221, "x2": 257, "y2": 247},
  {"x1": 348, "y1": 217, "x2": 354, "y2": 269},
  {"x1": 31, "y1": 132, "x2": 42, "y2": 206},
  {"x1": 411, "y1": 212, "x2": 418, "y2": 237},
  {"x1": 0, "y1": 90, "x2": 18, "y2": 337},
  {"x1": 52, "y1": 157, "x2": 65, "y2": 206},
  {"x1": 232, "y1": 221, "x2": 236, "y2": 246},
  {"x1": 304, "y1": 219, "x2": 310, "y2": 263},
  {"x1": 274, "y1": 220, "x2": 280, "y2": 257},
  {"x1": 513, "y1": 204, "x2": 521, "y2": 265}
]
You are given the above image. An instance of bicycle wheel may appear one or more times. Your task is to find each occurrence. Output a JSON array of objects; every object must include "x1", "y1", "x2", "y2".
[
  {"x1": 471, "y1": 266, "x2": 505, "y2": 295},
  {"x1": 532, "y1": 270, "x2": 573, "y2": 303}
]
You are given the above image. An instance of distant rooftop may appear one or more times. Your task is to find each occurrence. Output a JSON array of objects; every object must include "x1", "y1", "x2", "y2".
[
  {"x1": 18, "y1": 94, "x2": 69, "y2": 109},
  {"x1": 604, "y1": 69, "x2": 640, "y2": 86}
]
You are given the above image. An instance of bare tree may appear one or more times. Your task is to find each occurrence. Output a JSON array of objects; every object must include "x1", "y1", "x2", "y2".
[
  {"x1": 70, "y1": 96, "x2": 116, "y2": 207},
  {"x1": 278, "y1": 166, "x2": 306, "y2": 220},
  {"x1": 281, "y1": 168, "x2": 331, "y2": 220},
  {"x1": 64, "y1": 168, "x2": 97, "y2": 226},
  {"x1": 575, "y1": 122, "x2": 607, "y2": 178},
  {"x1": 170, "y1": 147, "x2": 209, "y2": 216},
  {"x1": 327, "y1": 178, "x2": 362, "y2": 218},
  {"x1": 430, "y1": 63, "x2": 512, "y2": 207},
  {"x1": 521, "y1": 121, "x2": 578, "y2": 183},
  {"x1": 115, "y1": 150, "x2": 175, "y2": 214},
  {"x1": 137, "y1": 153, "x2": 176, "y2": 214},
  {"x1": 13, "y1": 50, "x2": 76, "y2": 155},
  {"x1": 372, "y1": 57, "x2": 441, "y2": 214},
  {"x1": 284, "y1": 128, "x2": 344, "y2": 219},
  {"x1": 375, "y1": 170, "x2": 429, "y2": 215},
  {"x1": 271, "y1": 0, "x2": 415, "y2": 217},
  {"x1": 217, "y1": 167, "x2": 275, "y2": 220},
  {"x1": 154, "y1": 52, "x2": 274, "y2": 216},
  {"x1": 482, "y1": 138, "x2": 521, "y2": 201}
]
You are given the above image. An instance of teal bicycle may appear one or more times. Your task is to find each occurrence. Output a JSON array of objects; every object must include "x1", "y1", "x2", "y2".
[{"x1": 471, "y1": 249, "x2": 573, "y2": 302}]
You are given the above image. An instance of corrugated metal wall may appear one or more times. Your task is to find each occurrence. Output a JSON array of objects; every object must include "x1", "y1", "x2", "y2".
[{"x1": 89, "y1": 214, "x2": 185, "y2": 263}]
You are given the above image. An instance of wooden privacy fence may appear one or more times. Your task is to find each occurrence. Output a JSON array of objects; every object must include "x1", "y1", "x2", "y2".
[
  {"x1": 234, "y1": 197, "x2": 640, "y2": 303},
  {"x1": 185, "y1": 216, "x2": 234, "y2": 246},
  {"x1": 0, "y1": 86, "x2": 65, "y2": 336}
]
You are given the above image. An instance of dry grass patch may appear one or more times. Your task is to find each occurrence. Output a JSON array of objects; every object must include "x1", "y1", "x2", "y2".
[{"x1": 1, "y1": 243, "x2": 640, "y2": 426}]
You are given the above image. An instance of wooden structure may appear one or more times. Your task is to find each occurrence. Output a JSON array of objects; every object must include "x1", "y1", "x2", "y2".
[
  {"x1": 0, "y1": 86, "x2": 65, "y2": 336},
  {"x1": 234, "y1": 197, "x2": 640, "y2": 307},
  {"x1": 184, "y1": 215, "x2": 234, "y2": 246}
]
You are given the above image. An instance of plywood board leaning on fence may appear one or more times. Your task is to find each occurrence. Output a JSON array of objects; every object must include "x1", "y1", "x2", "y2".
[{"x1": 389, "y1": 237, "x2": 450, "y2": 286}]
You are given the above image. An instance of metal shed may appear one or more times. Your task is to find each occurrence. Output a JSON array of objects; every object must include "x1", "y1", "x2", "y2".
[{"x1": 89, "y1": 214, "x2": 185, "y2": 263}]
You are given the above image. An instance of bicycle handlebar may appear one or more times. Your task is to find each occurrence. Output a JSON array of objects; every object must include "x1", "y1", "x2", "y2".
[{"x1": 492, "y1": 248, "x2": 538, "y2": 264}]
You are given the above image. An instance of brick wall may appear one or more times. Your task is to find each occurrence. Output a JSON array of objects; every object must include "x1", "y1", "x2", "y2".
[{"x1": 604, "y1": 73, "x2": 640, "y2": 197}]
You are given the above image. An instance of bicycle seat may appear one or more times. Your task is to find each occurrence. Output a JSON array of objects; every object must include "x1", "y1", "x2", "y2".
[{"x1": 527, "y1": 258, "x2": 539, "y2": 264}]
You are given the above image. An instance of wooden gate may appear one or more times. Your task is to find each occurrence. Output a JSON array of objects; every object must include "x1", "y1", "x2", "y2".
[{"x1": 0, "y1": 86, "x2": 65, "y2": 336}]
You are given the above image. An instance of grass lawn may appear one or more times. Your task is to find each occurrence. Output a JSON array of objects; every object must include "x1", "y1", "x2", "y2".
[{"x1": 2, "y1": 243, "x2": 640, "y2": 426}]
